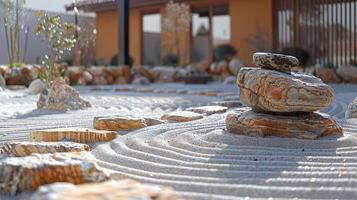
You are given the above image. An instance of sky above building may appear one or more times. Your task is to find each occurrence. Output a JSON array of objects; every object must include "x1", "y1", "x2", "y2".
[{"x1": 26, "y1": 0, "x2": 72, "y2": 13}]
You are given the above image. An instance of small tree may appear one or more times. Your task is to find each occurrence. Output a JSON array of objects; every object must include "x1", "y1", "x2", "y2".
[
  {"x1": 162, "y1": 0, "x2": 191, "y2": 64},
  {"x1": 35, "y1": 11, "x2": 77, "y2": 84},
  {"x1": 0, "y1": 0, "x2": 28, "y2": 67},
  {"x1": 214, "y1": 44, "x2": 237, "y2": 62},
  {"x1": 77, "y1": 19, "x2": 96, "y2": 66}
]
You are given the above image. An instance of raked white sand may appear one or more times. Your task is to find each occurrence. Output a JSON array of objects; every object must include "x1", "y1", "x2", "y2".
[{"x1": 1, "y1": 83, "x2": 357, "y2": 199}]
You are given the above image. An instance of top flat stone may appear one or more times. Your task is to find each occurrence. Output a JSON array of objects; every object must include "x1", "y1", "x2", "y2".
[{"x1": 253, "y1": 52, "x2": 299, "y2": 72}]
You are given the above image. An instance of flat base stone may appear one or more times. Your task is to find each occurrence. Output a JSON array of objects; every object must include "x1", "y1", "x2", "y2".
[
  {"x1": 31, "y1": 180, "x2": 178, "y2": 200},
  {"x1": 187, "y1": 106, "x2": 228, "y2": 115},
  {"x1": 0, "y1": 152, "x2": 108, "y2": 195},
  {"x1": 226, "y1": 108, "x2": 343, "y2": 140},
  {"x1": 161, "y1": 111, "x2": 204, "y2": 122},
  {"x1": 0, "y1": 141, "x2": 89, "y2": 157},
  {"x1": 93, "y1": 116, "x2": 148, "y2": 131},
  {"x1": 31, "y1": 128, "x2": 117, "y2": 143}
]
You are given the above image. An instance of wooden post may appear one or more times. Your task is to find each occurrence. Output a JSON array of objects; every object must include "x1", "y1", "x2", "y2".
[
  {"x1": 117, "y1": 0, "x2": 130, "y2": 65},
  {"x1": 73, "y1": 0, "x2": 81, "y2": 66},
  {"x1": 208, "y1": 5, "x2": 213, "y2": 63}
]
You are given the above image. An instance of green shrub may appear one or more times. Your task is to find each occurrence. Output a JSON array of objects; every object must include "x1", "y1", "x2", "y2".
[
  {"x1": 280, "y1": 47, "x2": 310, "y2": 67},
  {"x1": 162, "y1": 54, "x2": 179, "y2": 66},
  {"x1": 321, "y1": 63, "x2": 336, "y2": 69},
  {"x1": 35, "y1": 11, "x2": 76, "y2": 84},
  {"x1": 6, "y1": 62, "x2": 25, "y2": 68},
  {"x1": 110, "y1": 54, "x2": 133, "y2": 67},
  {"x1": 214, "y1": 44, "x2": 237, "y2": 62}
]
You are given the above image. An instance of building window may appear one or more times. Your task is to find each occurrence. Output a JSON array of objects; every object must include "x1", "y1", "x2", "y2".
[
  {"x1": 212, "y1": 5, "x2": 230, "y2": 46},
  {"x1": 191, "y1": 4, "x2": 230, "y2": 63},
  {"x1": 142, "y1": 13, "x2": 161, "y2": 65},
  {"x1": 191, "y1": 7, "x2": 210, "y2": 62}
]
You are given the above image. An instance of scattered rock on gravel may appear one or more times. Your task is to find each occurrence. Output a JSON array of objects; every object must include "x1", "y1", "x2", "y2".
[
  {"x1": 229, "y1": 59, "x2": 244, "y2": 76},
  {"x1": 211, "y1": 60, "x2": 231, "y2": 78},
  {"x1": 134, "y1": 66, "x2": 157, "y2": 82},
  {"x1": 198, "y1": 90, "x2": 219, "y2": 97},
  {"x1": 336, "y1": 64, "x2": 357, "y2": 83},
  {"x1": 0, "y1": 141, "x2": 89, "y2": 157},
  {"x1": 0, "y1": 152, "x2": 109, "y2": 195},
  {"x1": 212, "y1": 100, "x2": 243, "y2": 108},
  {"x1": 4, "y1": 66, "x2": 35, "y2": 86},
  {"x1": 135, "y1": 87, "x2": 154, "y2": 93},
  {"x1": 37, "y1": 78, "x2": 91, "y2": 111},
  {"x1": 187, "y1": 106, "x2": 228, "y2": 115},
  {"x1": 153, "y1": 88, "x2": 177, "y2": 94},
  {"x1": 132, "y1": 76, "x2": 150, "y2": 85},
  {"x1": 223, "y1": 76, "x2": 236, "y2": 85},
  {"x1": 315, "y1": 67, "x2": 341, "y2": 83},
  {"x1": 152, "y1": 66, "x2": 176, "y2": 83},
  {"x1": 346, "y1": 97, "x2": 357, "y2": 119},
  {"x1": 161, "y1": 111, "x2": 204, "y2": 122},
  {"x1": 30, "y1": 179, "x2": 178, "y2": 200},
  {"x1": 115, "y1": 87, "x2": 133, "y2": 92},
  {"x1": 28, "y1": 79, "x2": 45, "y2": 94},
  {"x1": 94, "y1": 116, "x2": 147, "y2": 131},
  {"x1": 31, "y1": 128, "x2": 117, "y2": 143},
  {"x1": 223, "y1": 96, "x2": 240, "y2": 101},
  {"x1": 0, "y1": 74, "x2": 5, "y2": 87},
  {"x1": 144, "y1": 118, "x2": 165, "y2": 126}
]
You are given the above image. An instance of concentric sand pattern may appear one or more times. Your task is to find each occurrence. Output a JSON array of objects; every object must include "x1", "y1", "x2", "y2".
[
  {"x1": 91, "y1": 88, "x2": 357, "y2": 199},
  {"x1": 91, "y1": 115, "x2": 357, "y2": 199},
  {"x1": 1, "y1": 84, "x2": 357, "y2": 199}
]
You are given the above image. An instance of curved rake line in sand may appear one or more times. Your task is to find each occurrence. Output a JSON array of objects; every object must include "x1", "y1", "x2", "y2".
[
  {"x1": 1, "y1": 84, "x2": 356, "y2": 199},
  {"x1": 91, "y1": 109, "x2": 357, "y2": 199}
]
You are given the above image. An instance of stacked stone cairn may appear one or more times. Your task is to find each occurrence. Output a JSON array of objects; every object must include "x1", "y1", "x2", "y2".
[{"x1": 226, "y1": 52, "x2": 343, "y2": 140}]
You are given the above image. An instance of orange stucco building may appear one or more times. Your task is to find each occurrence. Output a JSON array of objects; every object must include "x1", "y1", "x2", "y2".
[{"x1": 72, "y1": 0, "x2": 274, "y2": 66}]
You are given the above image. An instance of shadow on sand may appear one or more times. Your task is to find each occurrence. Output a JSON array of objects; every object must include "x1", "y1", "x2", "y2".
[
  {"x1": 14, "y1": 109, "x2": 65, "y2": 119},
  {"x1": 203, "y1": 129, "x2": 352, "y2": 199}
]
